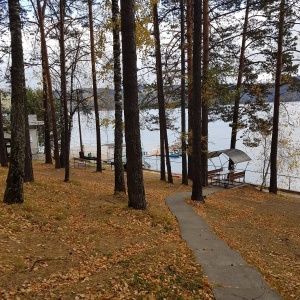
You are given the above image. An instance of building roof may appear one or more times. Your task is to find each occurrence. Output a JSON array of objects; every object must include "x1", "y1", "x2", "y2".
[{"x1": 208, "y1": 149, "x2": 251, "y2": 164}]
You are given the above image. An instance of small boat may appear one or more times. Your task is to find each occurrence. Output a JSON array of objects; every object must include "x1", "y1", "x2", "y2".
[
  {"x1": 174, "y1": 149, "x2": 182, "y2": 156},
  {"x1": 147, "y1": 149, "x2": 160, "y2": 156},
  {"x1": 168, "y1": 152, "x2": 180, "y2": 158},
  {"x1": 148, "y1": 148, "x2": 180, "y2": 158}
]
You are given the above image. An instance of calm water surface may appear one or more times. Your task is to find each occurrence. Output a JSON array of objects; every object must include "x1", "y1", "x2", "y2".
[{"x1": 71, "y1": 103, "x2": 300, "y2": 191}]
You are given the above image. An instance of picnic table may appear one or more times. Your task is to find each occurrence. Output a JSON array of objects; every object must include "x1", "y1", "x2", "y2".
[
  {"x1": 73, "y1": 157, "x2": 97, "y2": 169},
  {"x1": 208, "y1": 168, "x2": 246, "y2": 187}
]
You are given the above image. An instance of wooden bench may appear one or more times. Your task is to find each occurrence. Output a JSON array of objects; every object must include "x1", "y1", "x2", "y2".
[
  {"x1": 208, "y1": 168, "x2": 223, "y2": 184},
  {"x1": 73, "y1": 157, "x2": 97, "y2": 169},
  {"x1": 228, "y1": 171, "x2": 245, "y2": 184},
  {"x1": 73, "y1": 157, "x2": 88, "y2": 169}
]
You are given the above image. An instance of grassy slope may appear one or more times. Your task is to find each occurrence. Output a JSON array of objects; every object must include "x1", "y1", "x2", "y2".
[
  {"x1": 0, "y1": 162, "x2": 213, "y2": 300},
  {"x1": 1, "y1": 162, "x2": 299, "y2": 299}
]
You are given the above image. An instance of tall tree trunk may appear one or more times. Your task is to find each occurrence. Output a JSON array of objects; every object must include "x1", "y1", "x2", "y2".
[
  {"x1": 88, "y1": 0, "x2": 102, "y2": 172},
  {"x1": 0, "y1": 94, "x2": 8, "y2": 167},
  {"x1": 153, "y1": 2, "x2": 173, "y2": 184},
  {"x1": 59, "y1": 0, "x2": 70, "y2": 181},
  {"x1": 180, "y1": 0, "x2": 188, "y2": 185},
  {"x1": 77, "y1": 99, "x2": 84, "y2": 156},
  {"x1": 201, "y1": 0, "x2": 209, "y2": 186},
  {"x1": 269, "y1": 0, "x2": 285, "y2": 194},
  {"x1": 4, "y1": 0, "x2": 26, "y2": 203},
  {"x1": 42, "y1": 55, "x2": 52, "y2": 164},
  {"x1": 159, "y1": 127, "x2": 165, "y2": 180},
  {"x1": 60, "y1": 107, "x2": 66, "y2": 167},
  {"x1": 24, "y1": 97, "x2": 34, "y2": 182},
  {"x1": 230, "y1": 0, "x2": 250, "y2": 171},
  {"x1": 260, "y1": 137, "x2": 270, "y2": 191},
  {"x1": 36, "y1": 0, "x2": 60, "y2": 168},
  {"x1": 112, "y1": 0, "x2": 126, "y2": 194},
  {"x1": 155, "y1": 2, "x2": 165, "y2": 182},
  {"x1": 191, "y1": 0, "x2": 204, "y2": 201},
  {"x1": 120, "y1": 0, "x2": 146, "y2": 209},
  {"x1": 187, "y1": 0, "x2": 194, "y2": 179}
]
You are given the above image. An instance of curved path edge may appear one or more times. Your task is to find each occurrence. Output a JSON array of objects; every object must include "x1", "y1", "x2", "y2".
[{"x1": 166, "y1": 188, "x2": 283, "y2": 300}]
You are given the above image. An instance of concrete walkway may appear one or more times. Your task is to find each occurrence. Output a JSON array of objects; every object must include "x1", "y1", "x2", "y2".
[{"x1": 166, "y1": 187, "x2": 283, "y2": 300}]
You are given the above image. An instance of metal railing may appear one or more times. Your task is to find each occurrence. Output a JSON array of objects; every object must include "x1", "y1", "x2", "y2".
[{"x1": 144, "y1": 156, "x2": 300, "y2": 193}]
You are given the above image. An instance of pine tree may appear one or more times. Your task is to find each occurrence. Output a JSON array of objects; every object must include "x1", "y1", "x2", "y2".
[
  {"x1": 4, "y1": 0, "x2": 26, "y2": 203},
  {"x1": 191, "y1": 0, "x2": 204, "y2": 201},
  {"x1": 112, "y1": 0, "x2": 126, "y2": 194},
  {"x1": 180, "y1": 0, "x2": 188, "y2": 185},
  {"x1": 153, "y1": 1, "x2": 173, "y2": 184},
  {"x1": 88, "y1": 0, "x2": 102, "y2": 172},
  {"x1": 121, "y1": 0, "x2": 146, "y2": 209}
]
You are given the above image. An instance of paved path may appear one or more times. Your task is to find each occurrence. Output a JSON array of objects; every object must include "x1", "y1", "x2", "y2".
[{"x1": 166, "y1": 187, "x2": 283, "y2": 300}]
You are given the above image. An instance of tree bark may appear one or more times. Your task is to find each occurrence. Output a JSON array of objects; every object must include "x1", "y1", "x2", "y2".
[
  {"x1": 159, "y1": 124, "x2": 165, "y2": 181},
  {"x1": 88, "y1": 0, "x2": 102, "y2": 172},
  {"x1": 153, "y1": 3, "x2": 173, "y2": 184},
  {"x1": 24, "y1": 96, "x2": 34, "y2": 182},
  {"x1": 4, "y1": 0, "x2": 26, "y2": 203},
  {"x1": 180, "y1": 0, "x2": 188, "y2": 185},
  {"x1": 112, "y1": 0, "x2": 126, "y2": 194},
  {"x1": 120, "y1": 0, "x2": 146, "y2": 209},
  {"x1": 269, "y1": 0, "x2": 285, "y2": 194},
  {"x1": 187, "y1": 0, "x2": 194, "y2": 179},
  {"x1": 0, "y1": 94, "x2": 8, "y2": 167},
  {"x1": 230, "y1": 0, "x2": 250, "y2": 170},
  {"x1": 59, "y1": 0, "x2": 70, "y2": 181},
  {"x1": 42, "y1": 54, "x2": 52, "y2": 164},
  {"x1": 191, "y1": 0, "x2": 204, "y2": 201},
  {"x1": 77, "y1": 97, "x2": 84, "y2": 155},
  {"x1": 201, "y1": 0, "x2": 209, "y2": 186},
  {"x1": 60, "y1": 107, "x2": 66, "y2": 168},
  {"x1": 36, "y1": 0, "x2": 60, "y2": 168}
]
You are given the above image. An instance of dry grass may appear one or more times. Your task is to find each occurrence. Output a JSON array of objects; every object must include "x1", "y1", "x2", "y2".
[
  {"x1": 1, "y1": 162, "x2": 299, "y2": 300},
  {"x1": 189, "y1": 185, "x2": 300, "y2": 300},
  {"x1": 0, "y1": 162, "x2": 213, "y2": 300}
]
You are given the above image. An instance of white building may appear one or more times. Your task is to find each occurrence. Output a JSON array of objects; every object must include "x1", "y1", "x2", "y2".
[
  {"x1": 4, "y1": 115, "x2": 44, "y2": 155},
  {"x1": 28, "y1": 115, "x2": 44, "y2": 154}
]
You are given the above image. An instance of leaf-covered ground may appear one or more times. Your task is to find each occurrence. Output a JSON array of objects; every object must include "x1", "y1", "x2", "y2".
[
  {"x1": 1, "y1": 162, "x2": 299, "y2": 299},
  {"x1": 188, "y1": 185, "x2": 300, "y2": 300},
  {"x1": 0, "y1": 162, "x2": 214, "y2": 300}
]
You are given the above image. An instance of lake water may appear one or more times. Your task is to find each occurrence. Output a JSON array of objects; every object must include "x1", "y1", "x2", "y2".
[{"x1": 70, "y1": 103, "x2": 300, "y2": 192}]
